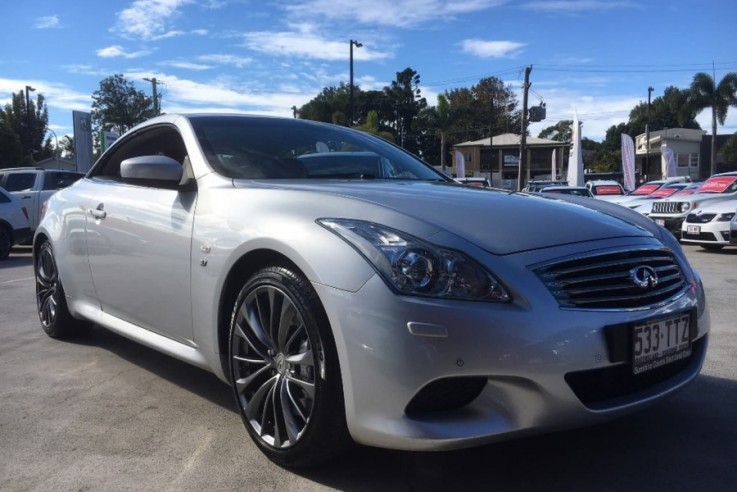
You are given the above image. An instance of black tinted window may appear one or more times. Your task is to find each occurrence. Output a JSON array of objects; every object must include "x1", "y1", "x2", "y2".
[
  {"x1": 189, "y1": 116, "x2": 447, "y2": 181},
  {"x1": 42, "y1": 172, "x2": 83, "y2": 190},
  {"x1": 4, "y1": 173, "x2": 36, "y2": 192}
]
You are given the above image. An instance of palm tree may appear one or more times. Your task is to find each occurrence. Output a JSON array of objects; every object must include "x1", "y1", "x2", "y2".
[{"x1": 688, "y1": 72, "x2": 737, "y2": 176}]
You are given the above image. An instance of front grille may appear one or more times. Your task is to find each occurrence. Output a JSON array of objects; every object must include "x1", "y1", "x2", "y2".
[
  {"x1": 686, "y1": 213, "x2": 716, "y2": 223},
  {"x1": 682, "y1": 231, "x2": 718, "y2": 241},
  {"x1": 652, "y1": 201, "x2": 685, "y2": 214},
  {"x1": 565, "y1": 336, "x2": 706, "y2": 409},
  {"x1": 532, "y1": 248, "x2": 687, "y2": 309}
]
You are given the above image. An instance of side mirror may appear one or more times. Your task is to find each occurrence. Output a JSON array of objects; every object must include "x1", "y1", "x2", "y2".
[{"x1": 120, "y1": 155, "x2": 183, "y2": 182}]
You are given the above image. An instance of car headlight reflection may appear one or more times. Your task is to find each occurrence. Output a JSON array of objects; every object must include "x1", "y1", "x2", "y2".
[{"x1": 318, "y1": 219, "x2": 510, "y2": 302}]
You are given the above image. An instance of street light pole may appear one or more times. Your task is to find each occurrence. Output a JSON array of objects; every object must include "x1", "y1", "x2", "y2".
[
  {"x1": 46, "y1": 128, "x2": 59, "y2": 167},
  {"x1": 25, "y1": 85, "x2": 36, "y2": 156},
  {"x1": 143, "y1": 77, "x2": 160, "y2": 115},
  {"x1": 349, "y1": 39, "x2": 362, "y2": 126},
  {"x1": 646, "y1": 86, "x2": 653, "y2": 180}
]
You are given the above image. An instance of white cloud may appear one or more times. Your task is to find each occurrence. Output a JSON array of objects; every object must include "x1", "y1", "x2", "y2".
[
  {"x1": 96, "y1": 45, "x2": 153, "y2": 59},
  {"x1": 242, "y1": 30, "x2": 391, "y2": 61},
  {"x1": 113, "y1": 0, "x2": 192, "y2": 40},
  {"x1": 461, "y1": 39, "x2": 526, "y2": 59},
  {"x1": 283, "y1": 0, "x2": 507, "y2": 27},
  {"x1": 162, "y1": 61, "x2": 213, "y2": 70},
  {"x1": 0, "y1": 78, "x2": 91, "y2": 114},
  {"x1": 124, "y1": 71, "x2": 318, "y2": 116},
  {"x1": 521, "y1": 1, "x2": 636, "y2": 13},
  {"x1": 197, "y1": 54, "x2": 252, "y2": 68},
  {"x1": 35, "y1": 15, "x2": 61, "y2": 29}
]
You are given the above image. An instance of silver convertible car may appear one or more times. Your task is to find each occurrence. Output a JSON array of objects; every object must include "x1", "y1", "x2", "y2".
[{"x1": 34, "y1": 114, "x2": 709, "y2": 467}]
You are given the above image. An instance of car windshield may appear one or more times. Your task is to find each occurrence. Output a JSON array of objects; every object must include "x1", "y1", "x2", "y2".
[
  {"x1": 696, "y1": 176, "x2": 737, "y2": 194},
  {"x1": 189, "y1": 116, "x2": 448, "y2": 182},
  {"x1": 631, "y1": 183, "x2": 660, "y2": 195},
  {"x1": 593, "y1": 184, "x2": 624, "y2": 195}
]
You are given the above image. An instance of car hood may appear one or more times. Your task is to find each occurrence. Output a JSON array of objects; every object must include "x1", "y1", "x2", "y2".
[{"x1": 238, "y1": 180, "x2": 659, "y2": 255}]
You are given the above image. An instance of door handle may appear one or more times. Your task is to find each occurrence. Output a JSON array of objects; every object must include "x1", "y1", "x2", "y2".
[{"x1": 89, "y1": 204, "x2": 107, "y2": 220}]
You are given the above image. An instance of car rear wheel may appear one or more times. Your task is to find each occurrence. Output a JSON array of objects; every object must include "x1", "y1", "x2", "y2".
[
  {"x1": 228, "y1": 266, "x2": 350, "y2": 468},
  {"x1": 35, "y1": 241, "x2": 91, "y2": 338},
  {"x1": 0, "y1": 226, "x2": 11, "y2": 260}
]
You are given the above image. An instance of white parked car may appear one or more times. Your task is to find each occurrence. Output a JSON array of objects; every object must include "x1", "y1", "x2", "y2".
[
  {"x1": 586, "y1": 180, "x2": 626, "y2": 201},
  {"x1": 0, "y1": 186, "x2": 31, "y2": 259},
  {"x1": 650, "y1": 172, "x2": 737, "y2": 236},
  {"x1": 731, "y1": 208, "x2": 737, "y2": 244},
  {"x1": 34, "y1": 114, "x2": 709, "y2": 467},
  {"x1": 681, "y1": 198, "x2": 737, "y2": 250}
]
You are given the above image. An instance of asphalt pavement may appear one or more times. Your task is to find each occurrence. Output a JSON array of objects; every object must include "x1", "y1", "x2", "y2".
[{"x1": 1, "y1": 244, "x2": 735, "y2": 491}]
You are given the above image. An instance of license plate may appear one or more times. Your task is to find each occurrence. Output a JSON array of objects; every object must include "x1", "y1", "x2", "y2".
[
  {"x1": 687, "y1": 225, "x2": 700, "y2": 235},
  {"x1": 632, "y1": 313, "x2": 691, "y2": 375},
  {"x1": 655, "y1": 219, "x2": 665, "y2": 226}
]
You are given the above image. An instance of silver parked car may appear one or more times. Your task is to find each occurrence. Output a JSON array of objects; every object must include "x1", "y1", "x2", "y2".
[{"x1": 34, "y1": 114, "x2": 709, "y2": 468}]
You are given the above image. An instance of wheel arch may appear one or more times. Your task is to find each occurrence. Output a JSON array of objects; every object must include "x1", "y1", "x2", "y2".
[{"x1": 216, "y1": 248, "x2": 321, "y2": 382}]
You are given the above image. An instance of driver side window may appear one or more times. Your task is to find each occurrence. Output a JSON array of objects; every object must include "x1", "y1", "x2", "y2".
[{"x1": 92, "y1": 125, "x2": 187, "y2": 182}]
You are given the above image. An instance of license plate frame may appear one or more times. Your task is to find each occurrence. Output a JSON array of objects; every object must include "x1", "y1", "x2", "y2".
[{"x1": 632, "y1": 313, "x2": 692, "y2": 375}]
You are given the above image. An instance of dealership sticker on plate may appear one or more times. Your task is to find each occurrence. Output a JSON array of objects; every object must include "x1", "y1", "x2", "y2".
[
  {"x1": 633, "y1": 313, "x2": 691, "y2": 375},
  {"x1": 687, "y1": 225, "x2": 700, "y2": 235}
]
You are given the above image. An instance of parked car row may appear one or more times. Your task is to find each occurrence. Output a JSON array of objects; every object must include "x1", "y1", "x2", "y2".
[
  {"x1": 523, "y1": 174, "x2": 737, "y2": 251},
  {"x1": 0, "y1": 186, "x2": 31, "y2": 259}
]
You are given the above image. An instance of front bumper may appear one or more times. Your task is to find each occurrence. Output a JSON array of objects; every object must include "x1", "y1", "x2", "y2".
[
  {"x1": 314, "y1": 242, "x2": 710, "y2": 451},
  {"x1": 649, "y1": 215, "x2": 685, "y2": 236},
  {"x1": 681, "y1": 221, "x2": 732, "y2": 246}
]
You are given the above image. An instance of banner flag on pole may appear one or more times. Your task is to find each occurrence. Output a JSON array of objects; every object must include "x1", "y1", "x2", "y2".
[
  {"x1": 454, "y1": 150, "x2": 465, "y2": 178},
  {"x1": 566, "y1": 112, "x2": 584, "y2": 186},
  {"x1": 661, "y1": 146, "x2": 676, "y2": 178},
  {"x1": 621, "y1": 133, "x2": 636, "y2": 191},
  {"x1": 551, "y1": 148, "x2": 557, "y2": 180}
]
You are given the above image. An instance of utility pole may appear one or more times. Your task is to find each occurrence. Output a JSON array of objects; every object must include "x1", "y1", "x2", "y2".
[
  {"x1": 349, "y1": 40, "x2": 362, "y2": 126},
  {"x1": 24, "y1": 85, "x2": 36, "y2": 158},
  {"x1": 646, "y1": 86, "x2": 653, "y2": 180},
  {"x1": 517, "y1": 65, "x2": 532, "y2": 191},
  {"x1": 144, "y1": 77, "x2": 160, "y2": 115}
]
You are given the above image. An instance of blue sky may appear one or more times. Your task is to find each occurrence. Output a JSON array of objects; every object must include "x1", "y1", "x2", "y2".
[{"x1": 2, "y1": 0, "x2": 736, "y2": 143}]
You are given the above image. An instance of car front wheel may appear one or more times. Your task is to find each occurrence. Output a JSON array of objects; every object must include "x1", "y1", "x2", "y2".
[
  {"x1": 35, "y1": 241, "x2": 91, "y2": 338},
  {"x1": 228, "y1": 266, "x2": 350, "y2": 468}
]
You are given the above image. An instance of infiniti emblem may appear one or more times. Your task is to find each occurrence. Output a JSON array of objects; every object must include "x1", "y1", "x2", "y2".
[{"x1": 630, "y1": 266, "x2": 658, "y2": 290}]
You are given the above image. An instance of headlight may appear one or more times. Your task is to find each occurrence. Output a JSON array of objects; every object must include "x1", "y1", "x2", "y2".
[
  {"x1": 680, "y1": 202, "x2": 692, "y2": 213},
  {"x1": 318, "y1": 219, "x2": 510, "y2": 302},
  {"x1": 718, "y1": 212, "x2": 735, "y2": 222}
]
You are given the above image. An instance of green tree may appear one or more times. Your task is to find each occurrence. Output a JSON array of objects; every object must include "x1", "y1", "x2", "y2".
[
  {"x1": 538, "y1": 120, "x2": 573, "y2": 142},
  {"x1": 385, "y1": 67, "x2": 427, "y2": 153},
  {"x1": 58, "y1": 135, "x2": 75, "y2": 160},
  {"x1": 687, "y1": 72, "x2": 737, "y2": 175},
  {"x1": 0, "y1": 90, "x2": 51, "y2": 165},
  {"x1": 353, "y1": 110, "x2": 395, "y2": 142},
  {"x1": 720, "y1": 132, "x2": 737, "y2": 164},
  {"x1": 298, "y1": 84, "x2": 350, "y2": 124},
  {"x1": 91, "y1": 74, "x2": 154, "y2": 133},
  {"x1": 0, "y1": 119, "x2": 24, "y2": 168}
]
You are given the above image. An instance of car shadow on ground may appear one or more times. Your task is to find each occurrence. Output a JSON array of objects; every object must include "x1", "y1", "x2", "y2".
[
  {"x1": 0, "y1": 246, "x2": 33, "y2": 269},
  {"x1": 72, "y1": 325, "x2": 737, "y2": 491}
]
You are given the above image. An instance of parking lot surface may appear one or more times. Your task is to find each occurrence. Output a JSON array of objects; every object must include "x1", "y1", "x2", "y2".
[{"x1": 1, "y1": 244, "x2": 735, "y2": 491}]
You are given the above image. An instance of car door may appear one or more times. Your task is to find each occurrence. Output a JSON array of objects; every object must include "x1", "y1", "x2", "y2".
[
  {"x1": 85, "y1": 124, "x2": 196, "y2": 344},
  {"x1": 1, "y1": 171, "x2": 40, "y2": 229}
]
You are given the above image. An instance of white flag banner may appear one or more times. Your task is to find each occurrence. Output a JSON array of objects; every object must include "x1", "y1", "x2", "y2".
[
  {"x1": 551, "y1": 148, "x2": 557, "y2": 180},
  {"x1": 567, "y1": 112, "x2": 584, "y2": 186},
  {"x1": 621, "y1": 133, "x2": 636, "y2": 191},
  {"x1": 661, "y1": 146, "x2": 676, "y2": 178},
  {"x1": 454, "y1": 150, "x2": 465, "y2": 178}
]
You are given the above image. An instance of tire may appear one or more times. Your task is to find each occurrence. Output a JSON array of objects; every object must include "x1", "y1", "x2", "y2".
[
  {"x1": 35, "y1": 241, "x2": 91, "y2": 338},
  {"x1": 0, "y1": 226, "x2": 11, "y2": 260},
  {"x1": 700, "y1": 244, "x2": 724, "y2": 251},
  {"x1": 228, "y1": 266, "x2": 350, "y2": 468}
]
